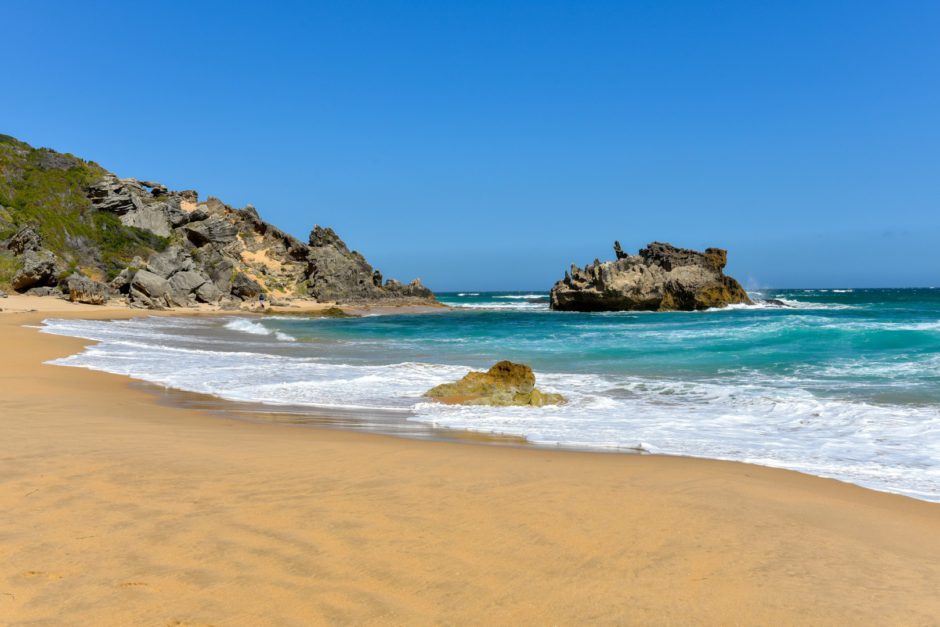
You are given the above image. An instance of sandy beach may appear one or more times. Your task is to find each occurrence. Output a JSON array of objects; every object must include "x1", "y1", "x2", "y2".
[{"x1": 2, "y1": 297, "x2": 940, "y2": 625}]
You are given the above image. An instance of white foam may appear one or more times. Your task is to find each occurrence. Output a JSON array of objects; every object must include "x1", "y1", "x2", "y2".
[
  {"x1": 38, "y1": 316, "x2": 940, "y2": 502},
  {"x1": 721, "y1": 296, "x2": 860, "y2": 311},
  {"x1": 450, "y1": 301, "x2": 549, "y2": 311},
  {"x1": 224, "y1": 318, "x2": 270, "y2": 335},
  {"x1": 224, "y1": 318, "x2": 295, "y2": 341}
]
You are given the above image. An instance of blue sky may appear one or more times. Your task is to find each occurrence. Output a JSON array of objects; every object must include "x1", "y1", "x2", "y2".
[{"x1": 3, "y1": 1, "x2": 938, "y2": 290}]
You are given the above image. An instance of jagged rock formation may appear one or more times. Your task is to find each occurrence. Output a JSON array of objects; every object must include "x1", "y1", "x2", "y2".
[
  {"x1": 424, "y1": 361, "x2": 565, "y2": 407},
  {"x1": 307, "y1": 225, "x2": 432, "y2": 302},
  {"x1": 0, "y1": 134, "x2": 436, "y2": 308},
  {"x1": 550, "y1": 241, "x2": 751, "y2": 312}
]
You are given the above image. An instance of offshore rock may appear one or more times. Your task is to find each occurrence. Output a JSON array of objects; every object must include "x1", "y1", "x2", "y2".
[
  {"x1": 424, "y1": 361, "x2": 565, "y2": 407},
  {"x1": 383, "y1": 278, "x2": 434, "y2": 299},
  {"x1": 550, "y1": 241, "x2": 751, "y2": 312}
]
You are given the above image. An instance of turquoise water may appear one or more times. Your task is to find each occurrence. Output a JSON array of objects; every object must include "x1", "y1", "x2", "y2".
[{"x1": 43, "y1": 288, "x2": 940, "y2": 500}]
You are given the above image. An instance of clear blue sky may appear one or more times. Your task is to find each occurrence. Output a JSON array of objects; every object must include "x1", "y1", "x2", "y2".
[{"x1": 4, "y1": 1, "x2": 938, "y2": 290}]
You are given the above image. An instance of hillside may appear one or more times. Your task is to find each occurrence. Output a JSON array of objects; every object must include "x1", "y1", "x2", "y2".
[{"x1": 0, "y1": 134, "x2": 433, "y2": 307}]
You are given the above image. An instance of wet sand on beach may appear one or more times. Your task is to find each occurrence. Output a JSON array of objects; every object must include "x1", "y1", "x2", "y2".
[{"x1": 2, "y1": 297, "x2": 940, "y2": 625}]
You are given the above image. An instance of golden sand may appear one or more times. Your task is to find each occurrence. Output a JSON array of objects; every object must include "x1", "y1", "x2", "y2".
[{"x1": 1, "y1": 296, "x2": 939, "y2": 625}]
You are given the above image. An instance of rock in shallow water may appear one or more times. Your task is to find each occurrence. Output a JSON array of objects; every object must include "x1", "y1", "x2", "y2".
[
  {"x1": 424, "y1": 361, "x2": 565, "y2": 407},
  {"x1": 550, "y1": 241, "x2": 751, "y2": 312}
]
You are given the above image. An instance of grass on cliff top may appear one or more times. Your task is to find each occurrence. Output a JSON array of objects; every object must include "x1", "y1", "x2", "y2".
[{"x1": 0, "y1": 134, "x2": 169, "y2": 280}]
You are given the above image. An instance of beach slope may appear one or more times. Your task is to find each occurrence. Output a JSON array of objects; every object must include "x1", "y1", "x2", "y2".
[{"x1": 1, "y1": 301, "x2": 939, "y2": 625}]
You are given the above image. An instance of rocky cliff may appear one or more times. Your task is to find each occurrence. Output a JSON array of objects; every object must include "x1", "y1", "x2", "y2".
[
  {"x1": 0, "y1": 134, "x2": 434, "y2": 308},
  {"x1": 550, "y1": 241, "x2": 751, "y2": 312}
]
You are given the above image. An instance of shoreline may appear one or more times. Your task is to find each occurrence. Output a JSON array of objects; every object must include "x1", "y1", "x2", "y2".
[
  {"x1": 2, "y1": 299, "x2": 940, "y2": 623},
  {"x1": 33, "y1": 297, "x2": 933, "y2": 502}
]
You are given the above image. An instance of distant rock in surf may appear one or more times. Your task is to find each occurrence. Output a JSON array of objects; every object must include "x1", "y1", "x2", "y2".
[
  {"x1": 424, "y1": 361, "x2": 565, "y2": 407},
  {"x1": 550, "y1": 241, "x2": 752, "y2": 312}
]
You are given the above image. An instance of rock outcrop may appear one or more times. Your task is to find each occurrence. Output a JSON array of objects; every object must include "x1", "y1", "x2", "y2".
[
  {"x1": 65, "y1": 274, "x2": 109, "y2": 305},
  {"x1": 11, "y1": 249, "x2": 59, "y2": 291},
  {"x1": 6, "y1": 226, "x2": 42, "y2": 255},
  {"x1": 550, "y1": 241, "x2": 751, "y2": 312},
  {"x1": 0, "y1": 134, "x2": 437, "y2": 308},
  {"x1": 306, "y1": 226, "x2": 434, "y2": 303},
  {"x1": 424, "y1": 361, "x2": 565, "y2": 407}
]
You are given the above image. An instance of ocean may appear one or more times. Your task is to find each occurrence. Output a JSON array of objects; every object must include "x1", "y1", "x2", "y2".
[{"x1": 41, "y1": 288, "x2": 940, "y2": 501}]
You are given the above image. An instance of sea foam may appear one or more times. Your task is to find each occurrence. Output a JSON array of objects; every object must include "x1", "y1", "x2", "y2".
[
  {"x1": 38, "y1": 291, "x2": 940, "y2": 503},
  {"x1": 224, "y1": 318, "x2": 296, "y2": 341}
]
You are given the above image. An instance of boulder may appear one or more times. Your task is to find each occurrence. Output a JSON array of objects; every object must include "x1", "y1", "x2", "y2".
[
  {"x1": 109, "y1": 267, "x2": 138, "y2": 293},
  {"x1": 128, "y1": 287, "x2": 158, "y2": 309},
  {"x1": 5, "y1": 225, "x2": 42, "y2": 255},
  {"x1": 168, "y1": 270, "x2": 208, "y2": 294},
  {"x1": 195, "y1": 281, "x2": 223, "y2": 304},
  {"x1": 146, "y1": 245, "x2": 193, "y2": 278},
  {"x1": 387, "y1": 278, "x2": 434, "y2": 299},
  {"x1": 140, "y1": 181, "x2": 169, "y2": 196},
  {"x1": 188, "y1": 207, "x2": 210, "y2": 222},
  {"x1": 424, "y1": 361, "x2": 565, "y2": 407},
  {"x1": 65, "y1": 274, "x2": 109, "y2": 305},
  {"x1": 130, "y1": 269, "x2": 169, "y2": 301},
  {"x1": 203, "y1": 254, "x2": 235, "y2": 292},
  {"x1": 167, "y1": 270, "x2": 209, "y2": 306},
  {"x1": 550, "y1": 241, "x2": 752, "y2": 312},
  {"x1": 25, "y1": 286, "x2": 63, "y2": 297},
  {"x1": 231, "y1": 273, "x2": 262, "y2": 299},
  {"x1": 183, "y1": 215, "x2": 239, "y2": 246},
  {"x1": 11, "y1": 250, "x2": 58, "y2": 291}
]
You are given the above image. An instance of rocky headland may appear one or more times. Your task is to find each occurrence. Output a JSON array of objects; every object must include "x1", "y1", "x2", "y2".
[
  {"x1": 0, "y1": 134, "x2": 435, "y2": 309},
  {"x1": 550, "y1": 241, "x2": 751, "y2": 312},
  {"x1": 424, "y1": 361, "x2": 565, "y2": 407}
]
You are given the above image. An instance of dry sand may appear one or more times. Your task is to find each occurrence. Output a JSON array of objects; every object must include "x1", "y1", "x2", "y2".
[{"x1": 1, "y1": 296, "x2": 940, "y2": 625}]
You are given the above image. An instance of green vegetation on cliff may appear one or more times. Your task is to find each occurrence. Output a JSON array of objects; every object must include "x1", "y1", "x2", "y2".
[
  {"x1": 0, "y1": 133, "x2": 435, "y2": 307},
  {"x1": 0, "y1": 134, "x2": 168, "y2": 285}
]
